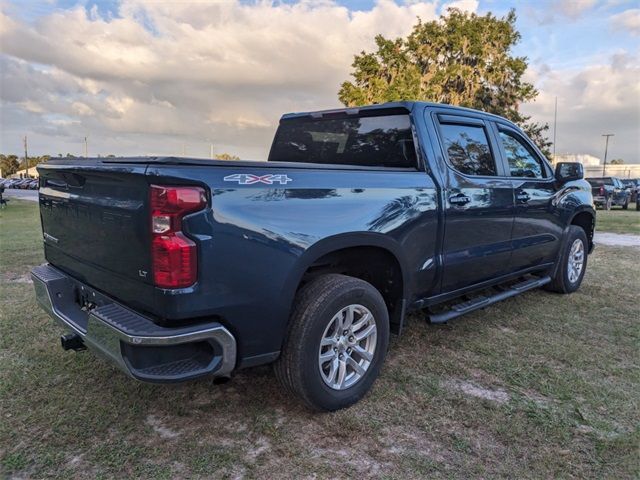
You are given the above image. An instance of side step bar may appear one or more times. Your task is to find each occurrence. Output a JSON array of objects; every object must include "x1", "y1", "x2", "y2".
[{"x1": 427, "y1": 276, "x2": 551, "y2": 324}]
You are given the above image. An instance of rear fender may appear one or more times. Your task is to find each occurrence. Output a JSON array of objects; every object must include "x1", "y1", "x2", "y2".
[{"x1": 281, "y1": 232, "x2": 410, "y2": 331}]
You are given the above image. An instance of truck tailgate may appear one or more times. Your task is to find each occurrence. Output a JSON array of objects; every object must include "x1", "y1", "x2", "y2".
[{"x1": 38, "y1": 160, "x2": 152, "y2": 290}]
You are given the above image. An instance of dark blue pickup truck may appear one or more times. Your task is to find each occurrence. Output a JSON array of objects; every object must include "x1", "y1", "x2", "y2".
[{"x1": 31, "y1": 102, "x2": 595, "y2": 411}]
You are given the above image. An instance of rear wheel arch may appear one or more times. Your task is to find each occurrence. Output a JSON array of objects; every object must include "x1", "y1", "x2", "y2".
[{"x1": 282, "y1": 233, "x2": 409, "y2": 337}]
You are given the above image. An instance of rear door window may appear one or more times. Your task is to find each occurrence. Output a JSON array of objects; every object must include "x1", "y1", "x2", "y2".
[
  {"x1": 269, "y1": 113, "x2": 417, "y2": 168},
  {"x1": 440, "y1": 123, "x2": 497, "y2": 176}
]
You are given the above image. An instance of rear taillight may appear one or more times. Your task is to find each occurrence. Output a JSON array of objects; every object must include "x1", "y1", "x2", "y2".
[{"x1": 150, "y1": 185, "x2": 206, "y2": 288}]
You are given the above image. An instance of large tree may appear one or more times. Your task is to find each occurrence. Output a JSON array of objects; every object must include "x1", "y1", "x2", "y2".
[
  {"x1": 339, "y1": 8, "x2": 551, "y2": 156},
  {"x1": 0, "y1": 154, "x2": 20, "y2": 176}
]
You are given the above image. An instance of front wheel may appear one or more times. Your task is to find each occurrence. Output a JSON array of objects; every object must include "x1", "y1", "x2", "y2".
[
  {"x1": 545, "y1": 226, "x2": 588, "y2": 294},
  {"x1": 274, "y1": 274, "x2": 390, "y2": 411}
]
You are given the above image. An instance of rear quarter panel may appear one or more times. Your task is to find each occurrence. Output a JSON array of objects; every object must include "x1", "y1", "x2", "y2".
[{"x1": 146, "y1": 164, "x2": 438, "y2": 362}]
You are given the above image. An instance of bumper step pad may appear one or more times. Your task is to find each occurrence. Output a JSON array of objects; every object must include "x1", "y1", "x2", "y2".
[{"x1": 31, "y1": 263, "x2": 237, "y2": 382}]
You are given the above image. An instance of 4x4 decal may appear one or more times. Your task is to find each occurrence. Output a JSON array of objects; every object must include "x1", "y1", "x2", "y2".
[{"x1": 223, "y1": 173, "x2": 292, "y2": 185}]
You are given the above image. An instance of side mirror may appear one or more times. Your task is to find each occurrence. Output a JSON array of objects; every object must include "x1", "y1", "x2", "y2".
[{"x1": 555, "y1": 162, "x2": 584, "y2": 183}]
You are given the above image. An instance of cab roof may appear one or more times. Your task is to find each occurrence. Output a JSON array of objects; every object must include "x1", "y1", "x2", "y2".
[{"x1": 280, "y1": 101, "x2": 510, "y2": 124}]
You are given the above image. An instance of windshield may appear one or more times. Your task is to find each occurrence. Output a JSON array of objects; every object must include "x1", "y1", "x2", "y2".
[
  {"x1": 268, "y1": 113, "x2": 417, "y2": 168},
  {"x1": 587, "y1": 178, "x2": 613, "y2": 186}
]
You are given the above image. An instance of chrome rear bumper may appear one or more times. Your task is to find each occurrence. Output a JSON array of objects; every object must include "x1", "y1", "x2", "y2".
[{"x1": 31, "y1": 264, "x2": 237, "y2": 382}]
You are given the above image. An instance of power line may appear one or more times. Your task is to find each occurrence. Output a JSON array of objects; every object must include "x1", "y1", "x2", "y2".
[
  {"x1": 601, "y1": 134, "x2": 614, "y2": 176},
  {"x1": 23, "y1": 135, "x2": 29, "y2": 177},
  {"x1": 552, "y1": 96, "x2": 558, "y2": 161}
]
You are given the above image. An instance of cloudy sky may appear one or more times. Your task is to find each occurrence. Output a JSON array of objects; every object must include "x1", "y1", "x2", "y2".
[{"x1": 1, "y1": 0, "x2": 639, "y2": 162}]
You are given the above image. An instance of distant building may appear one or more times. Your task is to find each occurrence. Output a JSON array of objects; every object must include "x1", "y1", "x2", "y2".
[
  {"x1": 552, "y1": 153, "x2": 639, "y2": 179},
  {"x1": 9, "y1": 167, "x2": 39, "y2": 179},
  {"x1": 552, "y1": 154, "x2": 601, "y2": 167}
]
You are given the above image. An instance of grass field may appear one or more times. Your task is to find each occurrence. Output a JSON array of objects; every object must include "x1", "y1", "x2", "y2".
[
  {"x1": 595, "y1": 203, "x2": 640, "y2": 235},
  {"x1": 1, "y1": 200, "x2": 639, "y2": 479}
]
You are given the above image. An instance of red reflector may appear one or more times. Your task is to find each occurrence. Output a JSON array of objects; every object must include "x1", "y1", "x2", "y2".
[
  {"x1": 152, "y1": 233, "x2": 197, "y2": 288},
  {"x1": 150, "y1": 185, "x2": 206, "y2": 289}
]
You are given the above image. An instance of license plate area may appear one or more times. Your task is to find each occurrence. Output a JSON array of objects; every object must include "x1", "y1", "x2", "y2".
[
  {"x1": 47, "y1": 275, "x2": 112, "y2": 334},
  {"x1": 75, "y1": 284, "x2": 98, "y2": 312}
]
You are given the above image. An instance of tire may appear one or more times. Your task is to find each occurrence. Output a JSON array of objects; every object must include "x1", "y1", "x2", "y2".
[
  {"x1": 274, "y1": 274, "x2": 390, "y2": 411},
  {"x1": 622, "y1": 199, "x2": 628, "y2": 210},
  {"x1": 636, "y1": 201, "x2": 640, "y2": 211},
  {"x1": 605, "y1": 198, "x2": 612, "y2": 210},
  {"x1": 545, "y1": 225, "x2": 588, "y2": 294}
]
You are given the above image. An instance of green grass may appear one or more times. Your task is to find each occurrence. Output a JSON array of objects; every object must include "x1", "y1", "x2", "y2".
[
  {"x1": 1, "y1": 200, "x2": 639, "y2": 479},
  {"x1": 596, "y1": 203, "x2": 640, "y2": 234}
]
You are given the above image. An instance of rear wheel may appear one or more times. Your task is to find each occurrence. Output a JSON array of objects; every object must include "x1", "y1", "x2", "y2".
[
  {"x1": 274, "y1": 274, "x2": 389, "y2": 411},
  {"x1": 545, "y1": 226, "x2": 588, "y2": 294}
]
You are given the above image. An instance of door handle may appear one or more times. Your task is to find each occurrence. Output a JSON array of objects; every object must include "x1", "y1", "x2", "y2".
[
  {"x1": 449, "y1": 193, "x2": 471, "y2": 206},
  {"x1": 516, "y1": 191, "x2": 530, "y2": 203}
]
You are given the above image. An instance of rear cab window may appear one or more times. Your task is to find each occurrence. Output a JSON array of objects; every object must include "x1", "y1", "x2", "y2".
[{"x1": 269, "y1": 110, "x2": 417, "y2": 168}]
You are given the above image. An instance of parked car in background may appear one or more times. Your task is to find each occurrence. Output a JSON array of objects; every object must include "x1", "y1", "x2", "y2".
[
  {"x1": 587, "y1": 177, "x2": 630, "y2": 210},
  {"x1": 621, "y1": 178, "x2": 639, "y2": 203}
]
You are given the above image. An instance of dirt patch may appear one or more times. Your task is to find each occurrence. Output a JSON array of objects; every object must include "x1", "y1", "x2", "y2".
[
  {"x1": 381, "y1": 426, "x2": 449, "y2": 463},
  {"x1": 311, "y1": 446, "x2": 387, "y2": 477},
  {"x1": 146, "y1": 414, "x2": 181, "y2": 439},
  {"x1": 594, "y1": 232, "x2": 640, "y2": 247},
  {"x1": 444, "y1": 379, "x2": 509, "y2": 404},
  {"x1": 1, "y1": 273, "x2": 32, "y2": 284}
]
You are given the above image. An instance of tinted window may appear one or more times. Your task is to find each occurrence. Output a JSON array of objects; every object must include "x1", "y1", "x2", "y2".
[
  {"x1": 440, "y1": 124, "x2": 496, "y2": 176},
  {"x1": 499, "y1": 131, "x2": 546, "y2": 178},
  {"x1": 269, "y1": 114, "x2": 417, "y2": 168},
  {"x1": 587, "y1": 178, "x2": 614, "y2": 187}
]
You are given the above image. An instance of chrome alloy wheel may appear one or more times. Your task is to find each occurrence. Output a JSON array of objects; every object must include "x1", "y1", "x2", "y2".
[
  {"x1": 318, "y1": 304, "x2": 377, "y2": 390},
  {"x1": 567, "y1": 238, "x2": 585, "y2": 284}
]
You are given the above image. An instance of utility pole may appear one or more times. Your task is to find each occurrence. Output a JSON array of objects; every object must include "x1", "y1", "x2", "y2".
[
  {"x1": 23, "y1": 135, "x2": 29, "y2": 178},
  {"x1": 84, "y1": 136, "x2": 88, "y2": 157},
  {"x1": 601, "y1": 134, "x2": 614, "y2": 176},
  {"x1": 210, "y1": 143, "x2": 214, "y2": 160},
  {"x1": 552, "y1": 96, "x2": 558, "y2": 163}
]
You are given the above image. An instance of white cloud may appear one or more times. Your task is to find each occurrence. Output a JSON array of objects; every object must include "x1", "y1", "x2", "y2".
[
  {"x1": 0, "y1": 0, "x2": 637, "y2": 163},
  {"x1": 441, "y1": 0, "x2": 479, "y2": 13},
  {"x1": 521, "y1": 51, "x2": 640, "y2": 161},
  {"x1": 0, "y1": 0, "x2": 444, "y2": 158},
  {"x1": 611, "y1": 8, "x2": 640, "y2": 36},
  {"x1": 558, "y1": 0, "x2": 597, "y2": 19}
]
